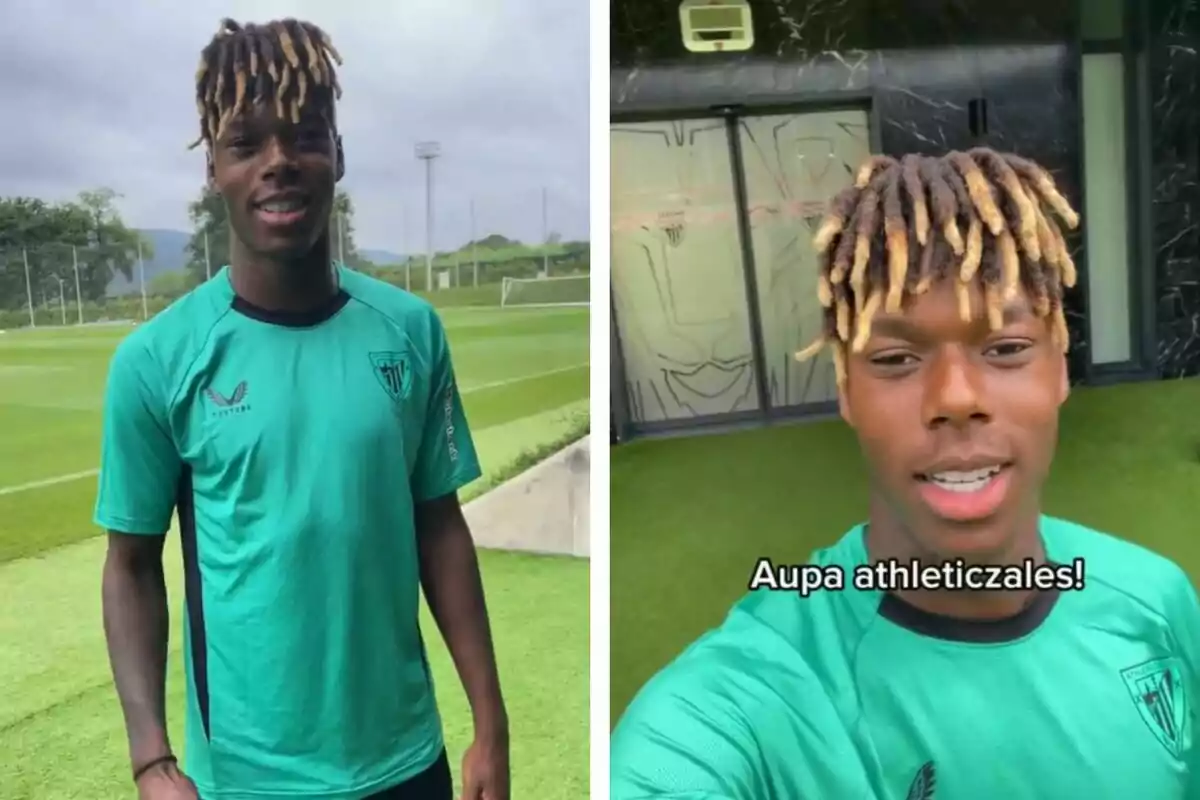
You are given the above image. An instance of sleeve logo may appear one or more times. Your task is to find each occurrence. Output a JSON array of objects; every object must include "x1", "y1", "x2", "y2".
[{"x1": 443, "y1": 382, "x2": 458, "y2": 462}]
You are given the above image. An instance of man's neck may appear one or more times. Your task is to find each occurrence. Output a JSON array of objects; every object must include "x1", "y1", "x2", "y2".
[
  {"x1": 864, "y1": 499, "x2": 1046, "y2": 621},
  {"x1": 229, "y1": 235, "x2": 338, "y2": 313}
]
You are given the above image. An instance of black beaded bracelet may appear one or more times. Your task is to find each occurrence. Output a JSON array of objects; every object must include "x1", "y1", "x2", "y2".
[{"x1": 132, "y1": 754, "x2": 177, "y2": 783}]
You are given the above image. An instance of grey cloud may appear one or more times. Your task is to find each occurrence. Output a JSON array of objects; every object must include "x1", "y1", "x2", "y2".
[{"x1": 0, "y1": 0, "x2": 589, "y2": 251}]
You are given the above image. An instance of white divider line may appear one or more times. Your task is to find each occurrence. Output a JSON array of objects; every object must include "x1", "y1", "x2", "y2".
[
  {"x1": 0, "y1": 469, "x2": 99, "y2": 497},
  {"x1": 0, "y1": 363, "x2": 590, "y2": 498},
  {"x1": 460, "y1": 362, "x2": 587, "y2": 394}
]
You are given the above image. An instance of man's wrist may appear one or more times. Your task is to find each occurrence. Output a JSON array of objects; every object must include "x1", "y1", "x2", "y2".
[
  {"x1": 132, "y1": 753, "x2": 177, "y2": 783},
  {"x1": 473, "y1": 706, "x2": 509, "y2": 743},
  {"x1": 130, "y1": 730, "x2": 173, "y2": 774}
]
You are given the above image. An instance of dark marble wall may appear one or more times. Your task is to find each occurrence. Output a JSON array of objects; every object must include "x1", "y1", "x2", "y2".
[
  {"x1": 1148, "y1": 0, "x2": 1200, "y2": 378},
  {"x1": 612, "y1": 0, "x2": 1088, "y2": 378},
  {"x1": 612, "y1": 0, "x2": 1073, "y2": 66}
]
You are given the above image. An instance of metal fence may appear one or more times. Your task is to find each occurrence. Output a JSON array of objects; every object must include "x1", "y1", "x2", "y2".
[{"x1": 0, "y1": 186, "x2": 588, "y2": 329}]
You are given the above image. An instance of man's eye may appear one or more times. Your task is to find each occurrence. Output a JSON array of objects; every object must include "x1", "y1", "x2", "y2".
[
  {"x1": 870, "y1": 353, "x2": 917, "y2": 367},
  {"x1": 986, "y1": 342, "x2": 1032, "y2": 358},
  {"x1": 296, "y1": 128, "x2": 326, "y2": 145}
]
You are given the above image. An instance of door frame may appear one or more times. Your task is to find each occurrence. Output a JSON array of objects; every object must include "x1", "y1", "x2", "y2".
[
  {"x1": 1075, "y1": 0, "x2": 1159, "y2": 384},
  {"x1": 610, "y1": 94, "x2": 882, "y2": 440}
]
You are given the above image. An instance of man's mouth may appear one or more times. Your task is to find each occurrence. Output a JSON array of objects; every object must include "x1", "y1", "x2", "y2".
[
  {"x1": 254, "y1": 195, "x2": 309, "y2": 227},
  {"x1": 913, "y1": 462, "x2": 1014, "y2": 522},
  {"x1": 918, "y1": 465, "x2": 1006, "y2": 493}
]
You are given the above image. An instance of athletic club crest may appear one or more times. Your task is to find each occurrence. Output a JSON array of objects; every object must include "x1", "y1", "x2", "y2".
[
  {"x1": 1121, "y1": 657, "x2": 1189, "y2": 757},
  {"x1": 369, "y1": 351, "x2": 412, "y2": 401}
]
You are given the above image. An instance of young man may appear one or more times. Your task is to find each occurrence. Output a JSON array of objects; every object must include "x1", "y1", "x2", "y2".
[
  {"x1": 610, "y1": 149, "x2": 1200, "y2": 798},
  {"x1": 96, "y1": 19, "x2": 509, "y2": 800}
]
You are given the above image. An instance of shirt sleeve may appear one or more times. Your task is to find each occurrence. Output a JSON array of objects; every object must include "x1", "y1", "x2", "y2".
[
  {"x1": 610, "y1": 612, "x2": 870, "y2": 800},
  {"x1": 93, "y1": 335, "x2": 182, "y2": 535},
  {"x1": 410, "y1": 310, "x2": 482, "y2": 503},
  {"x1": 610, "y1": 655, "x2": 760, "y2": 800},
  {"x1": 1168, "y1": 569, "x2": 1200, "y2": 798}
]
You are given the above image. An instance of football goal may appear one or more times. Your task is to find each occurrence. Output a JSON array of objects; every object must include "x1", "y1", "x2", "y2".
[{"x1": 500, "y1": 275, "x2": 590, "y2": 309}]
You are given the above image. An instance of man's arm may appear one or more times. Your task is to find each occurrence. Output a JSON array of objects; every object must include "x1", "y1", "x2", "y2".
[
  {"x1": 103, "y1": 531, "x2": 173, "y2": 768},
  {"x1": 409, "y1": 308, "x2": 500, "y2": 733},
  {"x1": 93, "y1": 335, "x2": 184, "y2": 777},
  {"x1": 415, "y1": 493, "x2": 507, "y2": 738}
]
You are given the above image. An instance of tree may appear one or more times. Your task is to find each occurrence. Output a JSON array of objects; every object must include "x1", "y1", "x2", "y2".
[
  {"x1": 331, "y1": 191, "x2": 373, "y2": 270},
  {"x1": 147, "y1": 269, "x2": 198, "y2": 299},
  {"x1": 0, "y1": 189, "x2": 144, "y2": 310},
  {"x1": 75, "y1": 189, "x2": 149, "y2": 301},
  {"x1": 185, "y1": 186, "x2": 365, "y2": 284},
  {"x1": 184, "y1": 186, "x2": 228, "y2": 285}
]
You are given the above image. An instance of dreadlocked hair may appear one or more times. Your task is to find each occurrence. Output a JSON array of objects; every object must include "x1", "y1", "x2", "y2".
[
  {"x1": 188, "y1": 18, "x2": 343, "y2": 150},
  {"x1": 799, "y1": 148, "x2": 1080, "y2": 389}
]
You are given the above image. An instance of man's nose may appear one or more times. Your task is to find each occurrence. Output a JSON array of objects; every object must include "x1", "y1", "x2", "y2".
[
  {"x1": 922, "y1": 349, "x2": 990, "y2": 429},
  {"x1": 260, "y1": 137, "x2": 299, "y2": 179}
]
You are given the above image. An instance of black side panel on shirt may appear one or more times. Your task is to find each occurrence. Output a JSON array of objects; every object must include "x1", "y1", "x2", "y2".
[{"x1": 176, "y1": 466, "x2": 211, "y2": 739}]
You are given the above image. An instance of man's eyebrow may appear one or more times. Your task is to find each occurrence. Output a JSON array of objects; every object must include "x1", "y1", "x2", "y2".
[{"x1": 869, "y1": 302, "x2": 1034, "y2": 340}]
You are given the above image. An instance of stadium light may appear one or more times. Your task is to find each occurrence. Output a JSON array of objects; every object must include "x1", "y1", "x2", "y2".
[{"x1": 415, "y1": 141, "x2": 441, "y2": 292}]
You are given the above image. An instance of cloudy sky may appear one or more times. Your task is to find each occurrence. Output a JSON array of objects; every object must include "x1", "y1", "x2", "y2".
[{"x1": 0, "y1": 0, "x2": 589, "y2": 253}]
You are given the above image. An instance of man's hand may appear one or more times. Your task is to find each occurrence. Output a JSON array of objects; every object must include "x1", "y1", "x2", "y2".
[
  {"x1": 460, "y1": 732, "x2": 510, "y2": 800},
  {"x1": 136, "y1": 760, "x2": 200, "y2": 800}
]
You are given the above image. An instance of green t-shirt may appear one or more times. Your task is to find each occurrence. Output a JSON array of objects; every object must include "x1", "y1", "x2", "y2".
[
  {"x1": 611, "y1": 517, "x2": 1200, "y2": 799},
  {"x1": 95, "y1": 265, "x2": 481, "y2": 799}
]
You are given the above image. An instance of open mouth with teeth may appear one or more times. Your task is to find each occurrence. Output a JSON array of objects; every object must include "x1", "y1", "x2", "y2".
[
  {"x1": 254, "y1": 196, "x2": 309, "y2": 227},
  {"x1": 916, "y1": 465, "x2": 1009, "y2": 494},
  {"x1": 913, "y1": 462, "x2": 1015, "y2": 522}
]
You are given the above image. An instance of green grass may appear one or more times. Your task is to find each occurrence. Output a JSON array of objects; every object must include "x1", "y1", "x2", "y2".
[
  {"x1": 0, "y1": 280, "x2": 583, "y2": 329},
  {"x1": 610, "y1": 377, "x2": 1200, "y2": 724},
  {"x1": 0, "y1": 304, "x2": 590, "y2": 799}
]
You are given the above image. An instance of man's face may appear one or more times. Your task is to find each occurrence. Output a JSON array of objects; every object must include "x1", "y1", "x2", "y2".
[
  {"x1": 839, "y1": 278, "x2": 1069, "y2": 561},
  {"x1": 210, "y1": 103, "x2": 339, "y2": 260}
]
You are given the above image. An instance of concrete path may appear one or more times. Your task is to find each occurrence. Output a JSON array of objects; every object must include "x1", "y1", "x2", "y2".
[{"x1": 464, "y1": 436, "x2": 590, "y2": 558}]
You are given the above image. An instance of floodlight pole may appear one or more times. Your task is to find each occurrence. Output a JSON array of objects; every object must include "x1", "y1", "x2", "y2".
[
  {"x1": 337, "y1": 212, "x2": 345, "y2": 264},
  {"x1": 541, "y1": 187, "x2": 549, "y2": 277},
  {"x1": 72, "y1": 246, "x2": 83, "y2": 324},
  {"x1": 470, "y1": 198, "x2": 479, "y2": 287},
  {"x1": 203, "y1": 230, "x2": 212, "y2": 280},
  {"x1": 22, "y1": 248, "x2": 34, "y2": 328},
  {"x1": 137, "y1": 239, "x2": 148, "y2": 320},
  {"x1": 401, "y1": 206, "x2": 411, "y2": 291},
  {"x1": 415, "y1": 141, "x2": 441, "y2": 292}
]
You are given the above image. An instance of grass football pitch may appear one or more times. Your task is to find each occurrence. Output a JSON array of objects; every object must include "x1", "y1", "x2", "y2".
[{"x1": 0, "y1": 305, "x2": 589, "y2": 799}]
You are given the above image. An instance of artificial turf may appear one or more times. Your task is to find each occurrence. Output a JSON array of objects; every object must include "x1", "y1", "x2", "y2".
[{"x1": 610, "y1": 377, "x2": 1200, "y2": 723}]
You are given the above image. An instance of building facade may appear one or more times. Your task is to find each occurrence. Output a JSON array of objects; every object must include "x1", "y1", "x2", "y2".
[{"x1": 610, "y1": 0, "x2": 1200, "y2": 441}]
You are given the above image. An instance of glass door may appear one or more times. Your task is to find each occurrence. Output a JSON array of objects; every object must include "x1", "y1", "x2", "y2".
[
  {"x1": 610, "y1": 119, "x2": 762, "y2": 425},
  {"x1": 737, "y1": 109, "x2": 872, "y2": 410}
]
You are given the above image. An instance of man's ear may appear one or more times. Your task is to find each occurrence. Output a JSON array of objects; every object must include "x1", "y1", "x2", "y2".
[
  {"x1": 335, "y1": 136, "x2": 345, "y2": 181},
  {"x1": 1058, "y1": 351, "x2": 1070, "y2": 406},
  {"x1": 835, "y1": 347, "x2": 855, "y2": 427},
  {"x1": 838, "y1": 385, "x2": 854, "y2": 428}
]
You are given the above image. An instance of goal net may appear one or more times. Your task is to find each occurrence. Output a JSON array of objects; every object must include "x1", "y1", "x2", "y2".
[{"x1": 500, "y1": 275, "x2": 590, "y2": 309}]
